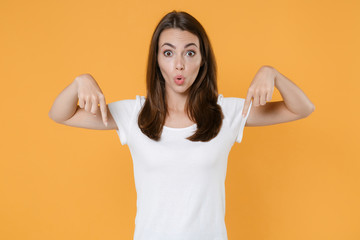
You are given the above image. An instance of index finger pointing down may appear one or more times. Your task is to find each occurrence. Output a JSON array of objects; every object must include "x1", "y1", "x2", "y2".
[
  {"x1": 242, "y1": 94, "x2": 252, "y2": 118},
  {"x1": 99, "y1": 95, "x2": 108, "y2": 126}
]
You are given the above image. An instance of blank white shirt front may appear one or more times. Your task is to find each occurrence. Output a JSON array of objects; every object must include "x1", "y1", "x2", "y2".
[{"x1": 108, "y1": 94, "x2": 252, "y2": 240}]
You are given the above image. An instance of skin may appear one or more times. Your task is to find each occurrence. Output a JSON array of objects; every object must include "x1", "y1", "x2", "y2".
[
  {"x1": 49, "y1": 28, "x2": 315, "y2": 131},
  {"x1": 242, "y1": 65, "x2": 315, "y2": 126},
  {"x1": 157, "y1": 28, "x2": 202, "y2": 127},
  {"x1": 157, "y1": 28, "x2": 316, "y2": 128}
]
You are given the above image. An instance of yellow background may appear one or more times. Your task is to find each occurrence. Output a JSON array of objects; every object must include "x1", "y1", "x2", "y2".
[{"x1": 1, "y1": 0, "x2": 359, "y2": 239}]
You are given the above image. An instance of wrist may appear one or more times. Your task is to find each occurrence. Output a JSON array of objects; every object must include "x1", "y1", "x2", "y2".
[
  {"x1": 73, "y1": 77, "x2": 80, "y2": 90},
  {"x1": 269, "y1": 66, "x2": 279, "y2": 87},
  {"x1": 261, "y1": 65, "x2": 278, "y2": 85}
]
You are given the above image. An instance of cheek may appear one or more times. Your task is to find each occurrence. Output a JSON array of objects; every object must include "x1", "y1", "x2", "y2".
[
  {"x1": 189, "y1": 56, "x2": 201, "y2": 66},
  {"x1": 157, "y1": 60, "x2": 171, "y2": 79},
  {"x1": 189, "y1": 59, "x2": 202, "y2": 74},
  {"x1": 157, "y1": 58, "x2": 165, "y2": 70},
  {"x1": 158, "y1": 56, "x2": 170, "y2": 67}
]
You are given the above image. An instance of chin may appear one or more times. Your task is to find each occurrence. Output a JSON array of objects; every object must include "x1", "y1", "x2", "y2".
[{"x1": 169, "y1": 86, "x2": 191, "y2": 95}]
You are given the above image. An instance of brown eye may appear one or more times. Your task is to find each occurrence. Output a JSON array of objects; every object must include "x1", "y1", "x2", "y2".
[
  {"x1": 187, "y1": 50, "x2": 195, "y2": 57},
  {"x1": 164, "y1": 50, "x2": 172, "y2": 57}
]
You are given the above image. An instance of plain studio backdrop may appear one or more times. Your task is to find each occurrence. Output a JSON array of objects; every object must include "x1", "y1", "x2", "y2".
[{"x1": 0, "y1": 0, "x2": 359, "y2": 239}]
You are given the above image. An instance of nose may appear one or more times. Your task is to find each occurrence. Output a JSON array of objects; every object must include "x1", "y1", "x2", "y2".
[{"x1": 175, "y1": 55, "x2": 184, "y2": 70}]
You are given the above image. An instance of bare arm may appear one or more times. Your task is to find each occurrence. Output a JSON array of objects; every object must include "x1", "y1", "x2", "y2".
[
  {"x1": 242, "y1": 66, "x2": 315, "y2": 126},
  {"x1": 48, "y1": 74, "x2": 117, "y2": 130}
]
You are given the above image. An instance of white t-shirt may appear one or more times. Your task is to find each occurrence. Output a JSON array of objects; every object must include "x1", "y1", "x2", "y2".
[{"x1": 108, "y1": 94, "x2": 252, "y2": 240}]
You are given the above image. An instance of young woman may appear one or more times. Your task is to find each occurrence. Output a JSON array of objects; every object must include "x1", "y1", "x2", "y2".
[{"x1": 49, "y1": 10, "x2": 314, "y2": 240}]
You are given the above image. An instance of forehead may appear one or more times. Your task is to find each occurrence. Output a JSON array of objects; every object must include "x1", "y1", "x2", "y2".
[{"x1": 158, "y1": 28, "x2": 199, "y2": 47}]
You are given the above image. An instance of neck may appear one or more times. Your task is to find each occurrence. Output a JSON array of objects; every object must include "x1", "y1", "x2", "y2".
[{"x1": 165, "y1": 92, "x2": 188, "y2": 112}]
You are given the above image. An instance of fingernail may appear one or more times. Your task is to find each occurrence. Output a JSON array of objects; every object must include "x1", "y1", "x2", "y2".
[{"x1": 105, "y1": 121, "x2": 108, "y2": 127}]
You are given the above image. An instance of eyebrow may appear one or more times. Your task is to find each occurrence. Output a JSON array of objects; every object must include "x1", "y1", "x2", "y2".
[{"x1": 160, "y1": 42, "x2": 198, "y2": 49}]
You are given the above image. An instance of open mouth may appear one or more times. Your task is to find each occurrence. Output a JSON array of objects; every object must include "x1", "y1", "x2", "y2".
[{"x1": 174, "y1": 77, "x2": 185, "y2": 85}]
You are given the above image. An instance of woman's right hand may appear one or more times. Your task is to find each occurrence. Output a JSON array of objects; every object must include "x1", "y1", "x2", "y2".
[{"x1": 74, "y1": 74, "x2": 108, "y2": 126}]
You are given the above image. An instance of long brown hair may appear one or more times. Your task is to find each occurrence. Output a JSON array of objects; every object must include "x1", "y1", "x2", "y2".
[{"x1": 138, "y1": 10, "x2": 223, "y2": 142}]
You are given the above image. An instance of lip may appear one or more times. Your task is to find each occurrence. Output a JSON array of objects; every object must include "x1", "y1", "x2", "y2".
[
  {"x1": 174, "y1": 75, "x2": 185, "y2": 85},
  {"x1": 174, "y1": 74, "x2": 185, "y2": 80}
]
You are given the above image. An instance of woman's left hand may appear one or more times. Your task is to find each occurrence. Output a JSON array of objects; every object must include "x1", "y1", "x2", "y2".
[{"x1": 242, "y1": 65, "x2": 277, "y2": 117}]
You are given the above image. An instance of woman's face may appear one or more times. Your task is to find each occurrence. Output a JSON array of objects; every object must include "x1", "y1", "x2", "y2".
[{"x1": 157, "y1": 28, "x2": 202, "y2": 97}]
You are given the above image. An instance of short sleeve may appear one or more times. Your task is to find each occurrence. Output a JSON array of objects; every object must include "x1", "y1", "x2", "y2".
[
  {"x1": 217, "y1": 94, "x2": 253, "y2": 143},
  {"x1": 108, "y1": 96, "x2": 140, "y2": 145}
]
